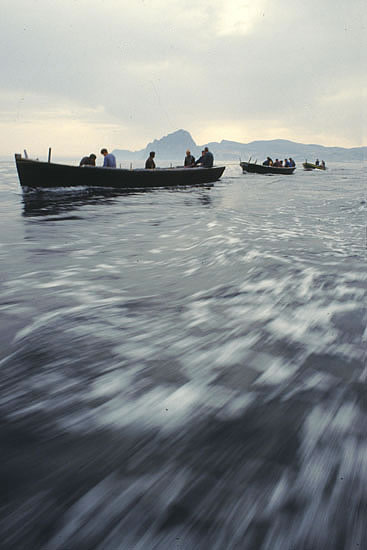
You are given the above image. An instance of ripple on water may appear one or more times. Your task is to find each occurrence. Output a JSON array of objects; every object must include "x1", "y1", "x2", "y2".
[{"x1": 0, "y1": 163, "x2": 366, "y2": 548}]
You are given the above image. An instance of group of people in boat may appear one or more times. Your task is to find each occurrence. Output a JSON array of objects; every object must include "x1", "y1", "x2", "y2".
[
  {"x1": 80, "y1": 147, "x2": 215, "y2": 170},
  {"x1": 184, "y1": 147, "x2": 214, "y2": 168},
  {"x1": 315, "y1": 159, "x2": 326, "y2": 168},
  {"x1": 144, "y1": 148, "x2": 214, "y2": 169},
  {"x1": 262, "y1": 156, "x2": 296, "y2": 168},
  {"x1": 79, "y1": 148, "x2": 117, "y2": 168},
  {"x1": 144, "y1": 148, "x2": 215, "y2": 169}
]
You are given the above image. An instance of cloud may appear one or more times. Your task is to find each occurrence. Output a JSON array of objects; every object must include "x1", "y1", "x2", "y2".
[{"x1": 0, "y1": 0, "x2": 365, "y2": 155}]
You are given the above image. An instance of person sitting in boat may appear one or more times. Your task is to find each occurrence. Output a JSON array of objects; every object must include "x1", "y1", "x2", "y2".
[
  {"x1": 195, "y1": 150, "x2": 206, "y2": 166},
  {"x1": 100, "y1": 148, "x2": 116, "y2": 168},
  {"x1": 289, "y1": 158, "x2": 296, "y2": 167},
  {"x1": 263, "y1": 157, "x2": 273, "y2": 166},
  {"x1": 284, "y1": 158, "x2": 291, "y2": 167},
  {"x1": 184, "y1": 150, "x2": 195, "y2": 167},
  {"x1": 145, "y1": 151, "x2": 156, "y2": 169},
  {"x1": 273, "y1": 159, "x2": 281, "y2": 167},
  {"x1": 202, "y1": 147, "x2": 214, "y2": 168},
  {"x1": 79, "y1": 153, "x2": 96, "y2": 167},
  {"x1": 315, "y1": 158, "x2": 320, "y2": 166}
]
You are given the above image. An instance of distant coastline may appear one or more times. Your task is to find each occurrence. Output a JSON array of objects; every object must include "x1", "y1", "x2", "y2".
[
  {"x1": 4, "y1": 129, "x2": 366, "y2": 163},
  {"x1": 112, "y1": 129, "x2": 367, "y2": 163}
]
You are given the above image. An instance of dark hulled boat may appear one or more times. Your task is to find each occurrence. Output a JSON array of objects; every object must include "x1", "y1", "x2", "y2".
[
  {"x1": 240, "y1": 161, "x2": 295, "y2": 175},
  {"x1": 15, "y1": 155, "x2": 225, "y2": 190},
  {"x1": 302, "y1": 162, "x2": 326, "y2": 171}
]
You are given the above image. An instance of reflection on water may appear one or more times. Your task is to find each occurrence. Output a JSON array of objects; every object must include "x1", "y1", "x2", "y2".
[
  {"x1": 0, "y1": 163, "x2": 366, "y2": 549},
  {"x1": 22, "y1": 186, "x2": 214, "y2": 218},
  {"x1": 21, "y1": 188, "x2": 153, "y2": 217}
]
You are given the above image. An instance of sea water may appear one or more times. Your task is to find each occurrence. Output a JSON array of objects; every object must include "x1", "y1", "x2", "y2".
[{"x1": 0, "y1": 160, "x2": 366, "y2": 549}]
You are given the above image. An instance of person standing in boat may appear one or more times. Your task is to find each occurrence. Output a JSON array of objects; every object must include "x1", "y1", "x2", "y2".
[
  {"x1": 184, "y1": 150, "x2": 195, "y2": 167},
  {"x1": 315, "y1": 158, "x2": 320, "y2": 166},
  {"x1": 79, "y1": 153, "x2": 96, "y2": 166},
  {"x1": 100, "y1": 148, "x2": 116, "y2": 168},
  {"x1": 202, "y1": 147, "x2": 214, "y2": 168},
  {"x1": 145, "y1": 151, "x2": 156, "y2": 169}
]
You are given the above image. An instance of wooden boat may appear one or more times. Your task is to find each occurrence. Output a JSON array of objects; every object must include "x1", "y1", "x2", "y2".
[
  {"x1": 240, "y1": 161, "x2": 295, "y2": 175},
  {"x1": 303, "y1": 162, "x2": 326, "y2": 171},
  {"x1": 15, "y1": 154, "x2": 225, "y2": 190}
]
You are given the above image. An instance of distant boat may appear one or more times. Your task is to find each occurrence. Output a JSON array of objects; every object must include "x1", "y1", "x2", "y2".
[
  {"x1": 15, "y1": 154, "x2": 225, "y2": 190},
  {"x1": 240, "y1": 161, "x2": 295, "y2": 175},
  {"x1": 303, "y1": 161, "x2": 327, "y2": 171}
]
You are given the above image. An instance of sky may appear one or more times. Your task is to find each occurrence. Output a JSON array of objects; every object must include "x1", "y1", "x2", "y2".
[{"x1": 1, "y1": 0, "x2": 366, "y2": 157}]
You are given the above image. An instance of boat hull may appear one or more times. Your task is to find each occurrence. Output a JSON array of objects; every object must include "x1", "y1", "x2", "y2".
[
  {"x1": 240, "y1": 162, "x2": 295, "y2": 175},
  {"x1": 15, "y1": 156, "x2": 225, "y2": 190}
]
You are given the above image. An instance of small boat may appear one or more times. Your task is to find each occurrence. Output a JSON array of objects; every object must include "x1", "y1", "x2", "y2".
[
  {"x1": 240, "y1": 161, "x2": 295, "y2": 175},
  {"x1": 15, "y1": 154, "x2": 225, "y2": 190},
  {"x1": 303, "y1": 162, "x2": 326, "y2": 171}
]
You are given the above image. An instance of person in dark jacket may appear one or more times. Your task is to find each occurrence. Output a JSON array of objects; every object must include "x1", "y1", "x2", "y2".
[
  {"x1": 202, "y1": 147, "x2": 214, "y2": 168},
  {"x1": 195, "y1": 150, "x2": 206, "y2": 166},
  {"x1": 79, "y1": 153, "x2": 96, "y2": 166},
  {"x1": 184, "y1": 150, "x2": 195, "y2": 167},
  {"x1": 145, "y1": 151, "x2": 156, "y2": 169},
  {"x1": 263, "y1": 156, "x2": 273, "y2": 166}
]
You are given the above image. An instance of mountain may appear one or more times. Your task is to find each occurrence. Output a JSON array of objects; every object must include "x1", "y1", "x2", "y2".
[
  {"x1": 112, "y1": 129, "x2": 199, "y2": 162},
  {"x1": 208, "y1": 139, "x2": 367, "y2": 162},
  {"x1": 145, "y1": 129, "x2": 196, "y2": 158},
  {"x1": 112, "y1": 129, "x2": 367, "y2": 162}
]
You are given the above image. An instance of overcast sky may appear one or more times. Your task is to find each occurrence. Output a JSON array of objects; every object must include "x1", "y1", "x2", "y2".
[{"x1": 1, "y1": 0, "x2": 366, "y2": 156}]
